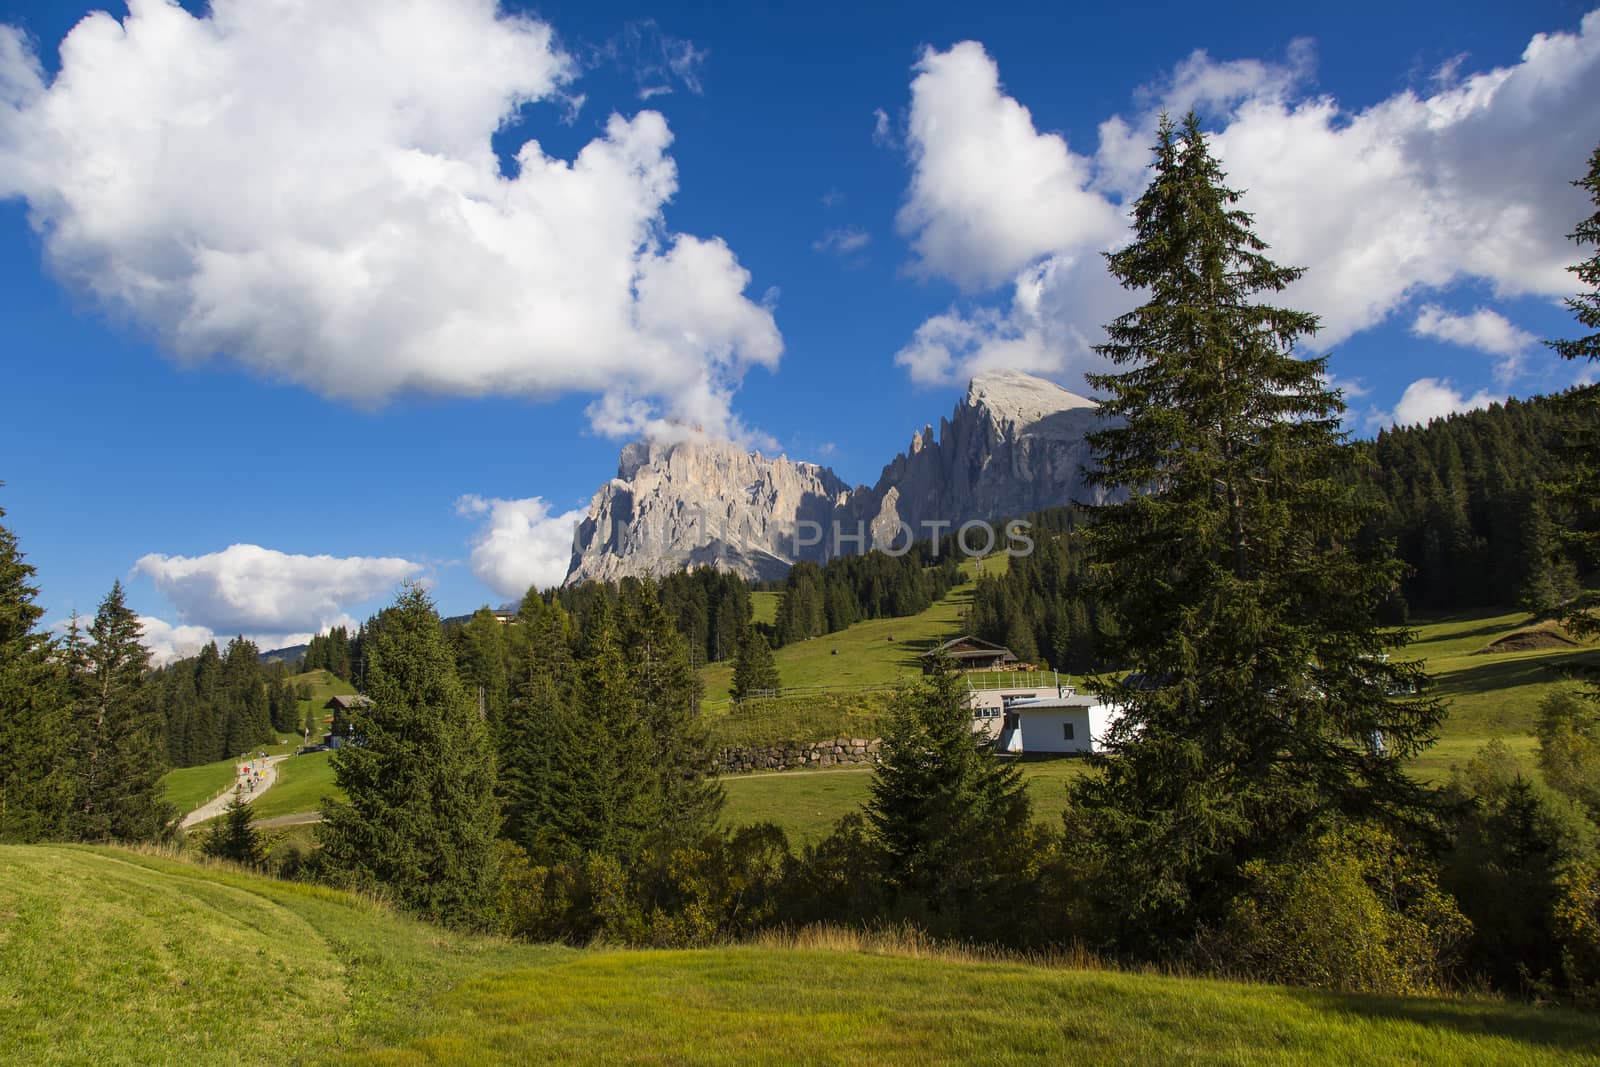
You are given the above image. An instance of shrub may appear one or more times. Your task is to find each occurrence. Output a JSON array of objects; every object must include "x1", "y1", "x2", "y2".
[{"x1": 1198, "y1": 823, "x2": 1470, "y2": 995}]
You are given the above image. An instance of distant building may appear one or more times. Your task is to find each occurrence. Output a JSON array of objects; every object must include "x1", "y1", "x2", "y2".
[
  {"x1": 323, "y1": 694, "x2": 373, "y2": 750},
  {"x1": 998, "y1": 693, "x2": 1121, "y2": 755},
  {"x1": 960, "y1": 675, "x2": 1126, "y2": 755},
  {"x1": 962, "y1": 673, "x2": 1069, "y2": 741},
  {"x1": 921, "y1": 635, "x2": 1020, "y2": 672}
]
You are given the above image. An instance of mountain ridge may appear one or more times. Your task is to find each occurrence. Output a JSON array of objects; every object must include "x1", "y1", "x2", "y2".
[{"x1": 564, "y1": 370, "x2": 1106, "y2": 585}]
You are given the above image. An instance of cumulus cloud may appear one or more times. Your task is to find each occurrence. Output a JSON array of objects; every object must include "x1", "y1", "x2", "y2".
[
  {"x1": 136, "y1": 615, "x2": 221, "y2": 667},
  {"x1": 1382, "y1": 378, "x2": 1501, "y2": 428},
  {"x1": 1412, "y1": 304, "x2": 1536, "y2": 383},
  {"x1": 457, "y1": 495, "x2": 585, "y2": 599},
  {"x1": 134, "y1": 544, "x2": 420, "y2": 634},
  {"x1": 0, "y1": 0, "x2": 778, "y2": 438},
  {"x1": 891, "y1": 17, "x2": 1600, "y2": 391},
  {"x1": 894, "y1": 251, "x2": 1123, "y2": 386},
  {"x1": 897, "y1": 42, "x2": 1123, "y2": 291}
]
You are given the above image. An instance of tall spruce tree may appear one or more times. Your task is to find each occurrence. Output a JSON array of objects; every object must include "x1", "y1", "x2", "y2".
[
  {"x1": 549, "y1": 599, "x2": 659, "y2": 860},
  {"x1": 1547, "y1": 140, "x2": 1600, "y2": 644},
  {"x1": 0, "y1": 494, "x2": 73, "y2": 841},
  {"x1": 625, "y1": 583, "x2": 722, "y2": 844},
  {"x1": 730, "y1": 626, "x2": 780, "y2": 701},
  {"x1": 71, "y1": 581, "x2": 173, "y2": 841},
  {"x1": 317, "y1": 584, "x2": 500, "y2": 929},
  {"x1": 867, "y1": 662, "x2": 1036, "y2": 940},
  {"x1": 499, "y1": 597, "x2": 577, "y2": 857},
  {"x1": 1069, "y1": 114, "x2": 1441, "y2": 948}
]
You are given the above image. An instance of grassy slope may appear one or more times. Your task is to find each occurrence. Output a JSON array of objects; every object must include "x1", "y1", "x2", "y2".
[
  {"x1": 718, "y1": 607, "x2": 1597, "y2": 839},
  {"x1": 4, "y1": 845, "x2": 1597, "y2": 1066},
  {"x1": 702, "y1": 555, "x2": 1012, "y2": 706},
  {"x1": 1400, "y1": 611, "x2": 1598, "y2": 780},
  {"x1": 248, "y1": 750, "x2": 343, "y2": 822},
  {"x1": 292, "y1": 668, "x2": 358, "y2": 732},
  {"x1": 160, "y1": 740, "x2": 302, "y2": 815}
]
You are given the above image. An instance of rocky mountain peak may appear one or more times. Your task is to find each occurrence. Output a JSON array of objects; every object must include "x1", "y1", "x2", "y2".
[{"x1": 563, "y1": 371, "x2": 1111, "y2": 585}]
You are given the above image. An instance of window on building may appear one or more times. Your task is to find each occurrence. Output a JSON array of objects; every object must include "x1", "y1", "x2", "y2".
[{"x1": 1062, "y1": 722, "x2": 1075, "y2": 740}]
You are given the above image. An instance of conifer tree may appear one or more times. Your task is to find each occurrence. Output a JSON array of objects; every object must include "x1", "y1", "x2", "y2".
[
  {"x1": 202, "y1": 788, "x2": 264, "y2": 867},
  {"x1": 453, "y1": 607, "x2": 511, "y2": 727},
  {"x1": 548, "y1": 600, "x2": 658, "y2": 860},
  {"x1": 318, "y1": 583, "x2": 500, "y2": 929},
  {"x1": 730, "y1": 627, "x2": 780, "y2": 701},
  {"x1": 626, "y1": 583, "x2": 722, "y2": 843},
  {"x1": 867, "y1": 662, "x2": 1036, "y2": 938},
  {"x1": 1547, "y1": 140, "x2": 1600, "y2": 642},
  {"x1": 499, "y1": 597, "x2": 577, "y2": 855},
  {"x1": 1070, "y1": 114, "x2": 1442, "y2": 947},
  {"x1": 71, "y1": 581, "x2": 173, "y2": 841},
  {"x1": 0, "y1": 494, "x2": 73, "y2": 842}
]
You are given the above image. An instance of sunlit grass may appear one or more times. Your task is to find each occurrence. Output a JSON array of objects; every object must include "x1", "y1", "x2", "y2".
[{"x1": 5, "y1": 844, "x2": 1598, "y2": 1066}]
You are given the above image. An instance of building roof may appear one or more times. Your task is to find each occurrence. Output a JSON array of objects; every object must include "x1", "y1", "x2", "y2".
[
  {"x1": 1008, "y1": 694, "x2": 1098, "y2": 710},
  {"x1": 324, "y1": 694, "x2": 374, "y2": 710},
  {"x1": 920, "y1": 635, "x2": 1019, "y2": 661}
]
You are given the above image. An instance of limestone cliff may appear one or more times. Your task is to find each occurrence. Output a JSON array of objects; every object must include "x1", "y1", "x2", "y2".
[{"x1": 563, "y1": 370, "x2": 1107, "y2": 584}]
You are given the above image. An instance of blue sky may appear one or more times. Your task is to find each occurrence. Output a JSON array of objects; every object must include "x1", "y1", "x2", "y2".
[{"x1": 1, "y1": 0, "x2": 1596, "y2": 659}]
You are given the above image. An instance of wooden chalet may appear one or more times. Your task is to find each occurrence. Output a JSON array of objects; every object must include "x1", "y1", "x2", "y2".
[{"x1": 920, "y1": 635, "x2": 1020, "y2": 672}]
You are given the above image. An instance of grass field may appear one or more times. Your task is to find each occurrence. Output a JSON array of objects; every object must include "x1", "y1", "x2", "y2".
[
  {"x1": 245, "y1": 750, "x2": 342, "y2": 822},
  {"x1": 1399, "y1": 611, "x2": 1598, "y2": 781},
  {"x1": 701, "y1": 555, "x2": 1011, "y2": 707},
  {"x1": 160, "y1": 740, "x2": 302, "y2": 815},
  {"x1": 4, "y1": 844, "x2": 1598, "y2": 1065}
]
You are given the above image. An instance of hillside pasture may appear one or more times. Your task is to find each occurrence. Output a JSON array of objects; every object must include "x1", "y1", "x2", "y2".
[{"x1": 3, "y1": 845, "x2": 1597, "y2": 1066}]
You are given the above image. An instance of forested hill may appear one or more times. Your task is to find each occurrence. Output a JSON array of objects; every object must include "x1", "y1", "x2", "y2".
[
  {"x1": 1357, "y1": 389, "x2": 1593, "y2": 615},
  {"x1": 964, "y1": 389, "x2": 1595, "y2": 673}
]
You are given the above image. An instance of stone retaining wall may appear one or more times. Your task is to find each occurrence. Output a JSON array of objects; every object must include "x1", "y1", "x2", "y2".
[{"x1": 714, "y1": 737, "x2": 883, "y2": 774}]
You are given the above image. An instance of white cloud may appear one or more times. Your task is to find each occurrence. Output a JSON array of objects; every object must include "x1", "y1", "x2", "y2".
[
  {"x1": 135, "y1": 615, "x2": 220, "y2": 667},
  {"x1": 1382, "y1": 377, "x2": 1501, "y2": 428},
  {"x1": 897, "y1": 42, "x2": 1123, "y2": 291},
  {"x1": 0, "y1": 0, "x2": 777, "y2": 439},
  {"x1": 600, "y1": 19, "x2": 708, "y2": 100},
  {"x1": 134, "y1": 544, "x2": 420, "y2": 634},
  {"x1": 894, "y1": 251, "x2": 1123, "y2": 386},
  {"x1": 1136, "y1": 19, "x2": 1600, "y2": 346},
  {"x1": 1411, "y1": 304, "x2": 1536, "y2": 383},
  {"x1": 814, "y1": 227, "x2": 871, "y2": 256},
  {"x1": 456, "y1": 495, "x2": 585, "y2": 599},
  {"x1": 891, "y1": 17, "x2": 1600, "y2": 392},
  {"x1": 871, "y1": 107, "x2": 895, "y2": 148}
]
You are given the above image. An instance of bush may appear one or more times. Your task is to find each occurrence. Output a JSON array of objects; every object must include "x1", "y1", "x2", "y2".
[
  {"x1": 1443, "y1": 740, "x2": 1600, "y2": 995},
  {"x1": 496, "y1": 826, "x2": 794, "y2": 947},
  {"x1": 1198, "y1": 823, "x2": 1470, "y2": 995}
]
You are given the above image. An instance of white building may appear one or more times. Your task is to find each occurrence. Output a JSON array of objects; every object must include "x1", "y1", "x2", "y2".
[
  {"x1": 963, "y1": 673, "x2": 1071, "y2": 742},
  {"x1": 996, "y1": 693, "x2": 1122, "y2": 754}
]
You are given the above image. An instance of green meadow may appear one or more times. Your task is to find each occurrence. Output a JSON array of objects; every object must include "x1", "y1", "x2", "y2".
[{"x1": 4, "y1": 844, "x2": 1597, "y2": 1066}]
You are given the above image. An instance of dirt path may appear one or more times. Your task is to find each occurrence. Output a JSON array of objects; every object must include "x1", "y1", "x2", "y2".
[{"x1": 181, "y1": 754, "x2": 286, "y2": 828}]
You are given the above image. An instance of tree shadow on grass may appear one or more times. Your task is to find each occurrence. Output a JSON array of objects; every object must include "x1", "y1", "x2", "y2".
[
  {"x1": 1428, "y1": 651, "x2": 1600, "y2": 697},
  {"x1": 1286, "y1": 987, "x2": 1600, "y2": 1055},
  {"x1": 1413, "y1": 620, "x2": 1530, "y2": 648}
]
